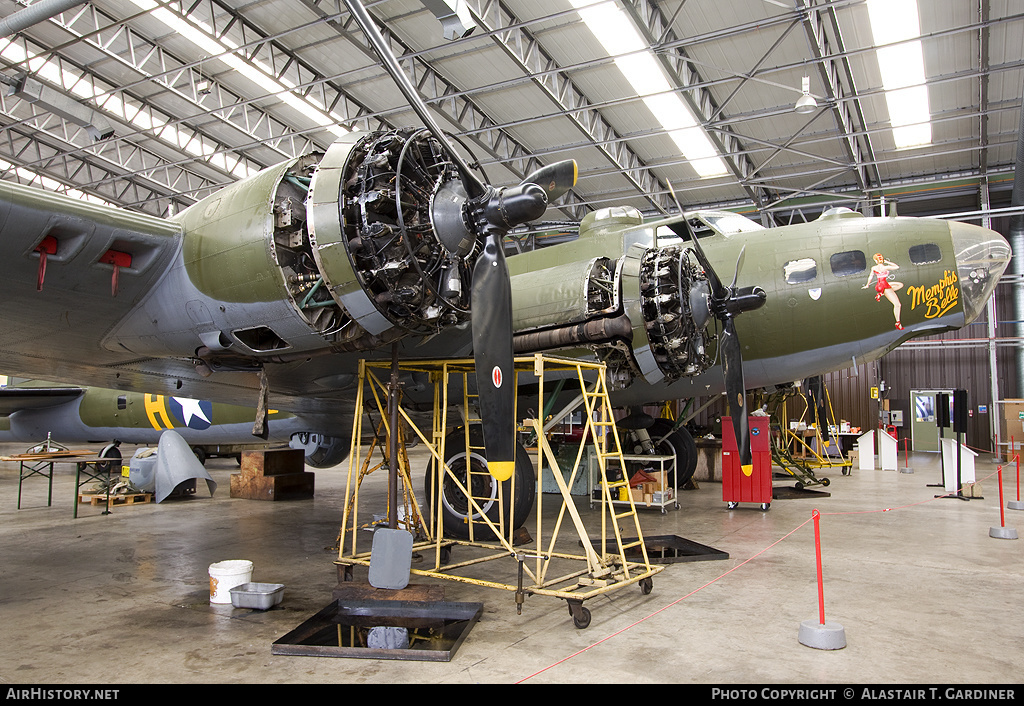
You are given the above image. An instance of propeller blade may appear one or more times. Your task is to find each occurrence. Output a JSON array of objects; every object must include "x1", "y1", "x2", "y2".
[
  {"x1": 720, "y1": 319, "x2": 752, "y2": 472},
  {"x1": 670, "y1": 212, "x2": 763, "y2": 470},
  {"x1": 521, "y1": 159, "x2": 578, "y2": 201},
  {"x1": 343, "y1": 0, "x2": 564, "y2": 480},
  {"x1": 471, "y1": 232, "x2": 516, "y2": 481},
  {"x1": 342, "y1": 0, "x2": 485, "y2": 198}
]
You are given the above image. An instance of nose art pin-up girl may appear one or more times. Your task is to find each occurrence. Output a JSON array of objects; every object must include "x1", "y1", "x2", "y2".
[{"x1": 863, "y1": 253, "x2": 904, "y2": 330}]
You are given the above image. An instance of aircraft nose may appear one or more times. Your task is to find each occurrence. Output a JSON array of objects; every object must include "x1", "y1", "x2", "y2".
[{"x1": 950, "y1": 220, "x2": 1012, "y2": 323}]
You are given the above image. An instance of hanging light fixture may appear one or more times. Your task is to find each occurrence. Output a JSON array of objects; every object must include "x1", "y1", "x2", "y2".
[{"x1": 795, "y1": 75, "x2": 817, "y2": 114}]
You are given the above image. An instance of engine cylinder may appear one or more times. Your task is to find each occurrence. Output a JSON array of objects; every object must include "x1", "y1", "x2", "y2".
[{"x1": 307, "y1": 129, "x2": 473, "y2": 338}]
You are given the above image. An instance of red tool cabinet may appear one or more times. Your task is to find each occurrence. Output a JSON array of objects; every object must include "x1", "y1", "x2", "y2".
[{"x1": 722, "y1": 415, "x2": 772, "y2": 510}]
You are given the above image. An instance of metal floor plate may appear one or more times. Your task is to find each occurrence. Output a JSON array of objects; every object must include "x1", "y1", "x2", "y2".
[{"x1": 271, "y1": 599, "x2": 483, "y2": 662}]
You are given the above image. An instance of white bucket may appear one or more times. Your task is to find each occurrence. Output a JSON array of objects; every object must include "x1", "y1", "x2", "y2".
[{"x1": 208, "y1": 560, "x2": 253, "y2": 604}]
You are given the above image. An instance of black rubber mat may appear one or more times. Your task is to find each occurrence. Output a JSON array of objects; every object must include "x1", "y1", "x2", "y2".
[
  {"x1": 595, "y1": 534, "x2": 729, "y2": 564},
  {"x1": 772, "y1": 485, "x2": 831, "y2": 499}
]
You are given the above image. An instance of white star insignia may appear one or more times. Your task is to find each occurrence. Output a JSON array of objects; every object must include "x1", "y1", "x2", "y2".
[{"x1": 173, "y1": 397, "x2": 211, "y2": 426}]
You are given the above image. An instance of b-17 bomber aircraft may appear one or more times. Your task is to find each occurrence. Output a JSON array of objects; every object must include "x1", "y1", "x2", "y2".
[{"x1": 0, "y1": 0, "x2": 1012, "y2": 537}]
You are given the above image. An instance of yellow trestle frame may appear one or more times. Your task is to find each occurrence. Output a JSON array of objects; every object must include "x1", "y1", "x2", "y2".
[{"x1": 335, "y1": 354, "x2": 663, "y2": 623}]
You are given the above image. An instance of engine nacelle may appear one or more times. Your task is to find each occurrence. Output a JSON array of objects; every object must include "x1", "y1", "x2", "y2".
[
  {"x1": 510, "y1": 237, "x2": 713, "y2": 388},
  {"x1": 107, "y1": 130, "x2": 477, "y2": 368}
]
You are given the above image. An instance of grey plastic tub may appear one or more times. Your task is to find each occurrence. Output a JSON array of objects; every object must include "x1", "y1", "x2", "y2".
[{"x1": 229, "y1": 582, "x2": 285, "y2": 610}]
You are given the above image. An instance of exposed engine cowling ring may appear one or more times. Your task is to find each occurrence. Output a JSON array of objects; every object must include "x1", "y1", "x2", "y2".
[
  {"x1": 289, "y1": 431, "x2": 350, "y2": 469},
  {"x1": 306, "y1": 129, "x2": 474, "y2": 339},
  {"x1": 622, "y1": 243, "x2": 713, "y2": 384}
]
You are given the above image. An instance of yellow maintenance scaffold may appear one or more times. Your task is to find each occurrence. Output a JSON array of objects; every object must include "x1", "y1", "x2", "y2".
[{"x1": 336, "y1": 353, "x2": 664, "y2": 629}]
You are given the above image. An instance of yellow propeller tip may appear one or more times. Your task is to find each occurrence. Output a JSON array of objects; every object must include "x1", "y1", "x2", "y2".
[{"x1": 488, "y1": 460, "x2": 515, "y2": 482}]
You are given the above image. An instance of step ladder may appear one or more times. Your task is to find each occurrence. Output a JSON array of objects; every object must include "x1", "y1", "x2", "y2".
[{"x1": 578, "y1": 367, "x2": 652, "y2": 580}]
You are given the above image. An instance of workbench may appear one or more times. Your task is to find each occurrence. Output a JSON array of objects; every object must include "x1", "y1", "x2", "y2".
[{"x1": 6, "y1": 452, "x2": 118, "y2": 518}]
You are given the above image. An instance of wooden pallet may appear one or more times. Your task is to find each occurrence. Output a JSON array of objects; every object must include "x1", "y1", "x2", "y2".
[{"x1": 78, "y1": 492, "x2": 153, "y2": 507}]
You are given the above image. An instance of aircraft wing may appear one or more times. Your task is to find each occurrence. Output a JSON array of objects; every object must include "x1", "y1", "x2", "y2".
[
  {"x1": 0, "y1": 179, "x2": 184, "y2": 382},
  {"x1": 0, "y1": 386, "x2": 84, "y2": 415}
]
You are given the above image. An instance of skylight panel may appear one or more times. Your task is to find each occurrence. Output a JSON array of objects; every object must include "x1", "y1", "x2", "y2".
[
  {"x1": 569, "y1": 0, "x2": 728, "y2": 178},
  {"x1": 865, "y1": 0, "x2": 931, "y2": 149},
  {"x1": 129, "y1": 0, "x2": 348, "y2": 138},
  {"x1": 0, "y1": 37, "x2": 254, "y2": 179}
]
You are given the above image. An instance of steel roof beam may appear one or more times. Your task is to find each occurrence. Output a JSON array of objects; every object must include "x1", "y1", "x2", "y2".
[
  {"x1": 0, "y1": 105, "x2": 200, "y2": 214},
  {"x1": 466, "y1": 0, "x2": 675, "y2": 215},
  {"x1": 0, "y1": 31, "x2": 245, "y2": 201},
  {"x1": 301, "y1": 0, "x2": 590, "y2": 221},
  {"x1": 622, "y1": 0, "x2": 781, "y2": 216},
  {"x1": 42, "y1": 3, "x2": 326, "y2": 162},
  {"x1": 798, "y1": 0, "x2": 880, "y2": 197}
]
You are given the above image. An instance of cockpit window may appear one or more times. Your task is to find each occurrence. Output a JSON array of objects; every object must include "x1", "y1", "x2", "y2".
[
  {"x1": 830, "y1": 250, "x2": 867, "y2": 277},
  {"x1": 700, "y1": 212, "x2": 765, "y2": 235},
  {"x1": 908, "y1": 243, "x2": 941, "y2": 264},
  {"x1": 655, "y1": 210, "x2": 764, "y2": 246},
  {"x1": 784, "y1": 258, "x2": 818, "y2": 284}
]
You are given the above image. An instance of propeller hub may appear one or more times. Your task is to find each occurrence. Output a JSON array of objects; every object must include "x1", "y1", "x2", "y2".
[
  {"x1": 429, "y1": 177, "x2": 475, "y2": 258},
  {"x1": 479, "y1": 183, "x2": 549, "y2": 232}
]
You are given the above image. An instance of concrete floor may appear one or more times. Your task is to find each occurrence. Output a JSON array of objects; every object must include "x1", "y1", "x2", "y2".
[{"x1": 1, "y1": 439, "x2": 1021, "y2": 685}]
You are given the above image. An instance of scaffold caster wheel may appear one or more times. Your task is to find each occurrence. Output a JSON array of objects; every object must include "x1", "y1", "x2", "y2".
[
  {"x1": 760, "y1": 502, "x2": 771, "y2": 511},
  {"x1": 567, "y1": 600, "x2": 591, "y2": 629},
  {"x1": 842, "y1": 467, "x2": 850, "y2": 476},
  {"x1": 795, "y1": 481, "x2": 804, "y2": 490},
  {"x1": 727, "y1": 501, "x2": 738, "y2": 509},
  {"x1": 822, "y1": 477, "x2": 831, "y2": 486},
  {"x1": 640, "y1": 577, "x2": 653, "y2": 595}
]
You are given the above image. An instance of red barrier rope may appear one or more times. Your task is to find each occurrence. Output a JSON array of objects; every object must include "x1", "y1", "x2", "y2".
[{"x1": 516, "y1": 458, "x2": 1015, "y2": 683}]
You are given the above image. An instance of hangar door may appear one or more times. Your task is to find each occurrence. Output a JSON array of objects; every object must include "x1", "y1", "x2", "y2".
[{"x1": 910, "y1": 389, "x2": 953, "y2": 452}]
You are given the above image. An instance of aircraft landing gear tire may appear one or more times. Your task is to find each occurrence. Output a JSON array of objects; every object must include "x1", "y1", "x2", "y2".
[
  {"x1": 567, "y1": 600, "x2": 591, "y2": 629},
  {"x1": 624, "y1": 419, "x2": 698, "y2": 489},
  {"x1": 96, "y1": 443, "x2": 122, "y2": 474},
  {"x1": 425, "y1": 428, "x2": 535, "y2": 540}
]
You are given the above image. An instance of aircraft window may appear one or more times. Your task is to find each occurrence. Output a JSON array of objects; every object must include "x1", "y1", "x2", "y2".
[
  {"x1": 829, "y1": 250, "x2": 867, "y2": 277},
  {"x1": 784, "y1": 258, "x2": 818, "y2": 284},
  {"x1": 908, "y1": 243, "x2": 941, "y2": 264},
  {"x1": 687, "y1": 217, "x2": 714, "y2": 239},
  {"x1": 117, "y1": 395, "x2": 127, "y2": 410},
  {"x1": 700, "y1": 212, "x2": 766, "y2": 234}
]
